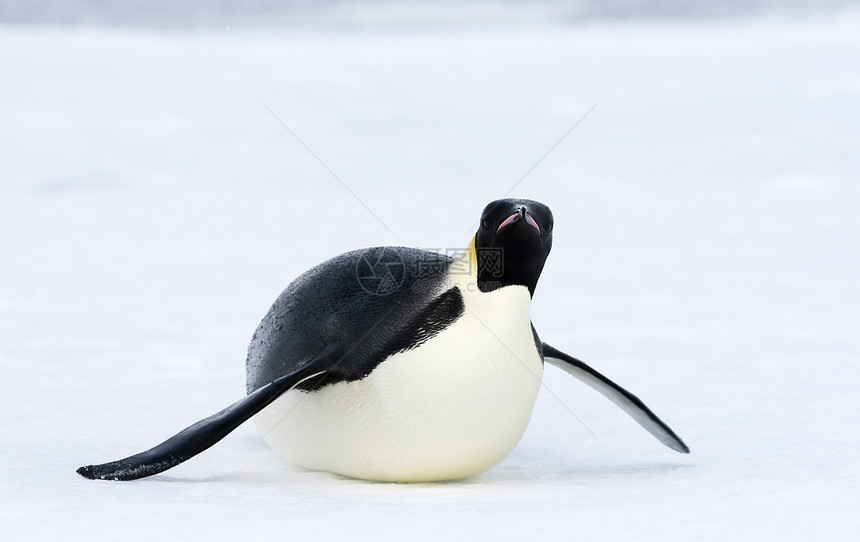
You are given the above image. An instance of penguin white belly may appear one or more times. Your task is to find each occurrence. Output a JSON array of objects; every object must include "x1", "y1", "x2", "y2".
[{"x1": 253, "y1": 284, "x2": 543, "y2": 482}]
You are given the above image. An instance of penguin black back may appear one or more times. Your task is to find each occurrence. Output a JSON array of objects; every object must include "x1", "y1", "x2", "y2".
[{"x1": 247, "y1": 247, "x2": 463, "y2": 392}]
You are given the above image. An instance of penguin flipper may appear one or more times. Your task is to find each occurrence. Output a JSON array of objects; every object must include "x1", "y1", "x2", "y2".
[
  {"x1": 541, "y1": 342, "x2": 689, "y2": 454},
  {"x1": 76, "y1": 351, "x2": 337, "y2": 481}
]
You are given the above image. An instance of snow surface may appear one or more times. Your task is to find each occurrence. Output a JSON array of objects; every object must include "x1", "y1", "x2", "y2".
[{"x1": 2, "y1": 8, "x2": 859, "y2": 541}]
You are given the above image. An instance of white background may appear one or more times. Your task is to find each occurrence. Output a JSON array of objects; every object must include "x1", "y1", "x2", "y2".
[{"x1": 1, "y1": 3, "x2": 858, "y2": 540}]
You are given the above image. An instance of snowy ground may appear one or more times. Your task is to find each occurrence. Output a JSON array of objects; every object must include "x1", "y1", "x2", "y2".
[{"x1": 2, "y1": 8, "x2": 859, "y2": 541}]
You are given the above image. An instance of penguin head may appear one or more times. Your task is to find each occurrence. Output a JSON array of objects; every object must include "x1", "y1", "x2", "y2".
[{"x1": 474, "y1": 198, "x2": 553, "y2": 297}]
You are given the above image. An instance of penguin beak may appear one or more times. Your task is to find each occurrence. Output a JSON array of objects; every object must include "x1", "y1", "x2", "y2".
[
  {"x1": 524, "y1": 212, "x2": 541, "y2": 234},
  {"x1": 497, "y1": 209, "x2": 541, "y2": 234},
  {"x1": 496, "y1": 212, "x2": 520, "y2": 232}
]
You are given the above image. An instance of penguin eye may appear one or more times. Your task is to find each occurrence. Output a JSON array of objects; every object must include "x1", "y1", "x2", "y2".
[{"x1": 481, "y1": 219, "x2": 491, "y2": 230}]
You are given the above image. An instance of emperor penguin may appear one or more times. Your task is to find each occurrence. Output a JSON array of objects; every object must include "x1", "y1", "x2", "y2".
[{"x1": 78, "y1": 198, "x2": 688, "y2": 482}]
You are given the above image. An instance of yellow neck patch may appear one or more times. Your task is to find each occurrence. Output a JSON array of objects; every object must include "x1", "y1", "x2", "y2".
[{"x1": 468, "y1": 236, "x2": 478, "y2": 276}]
